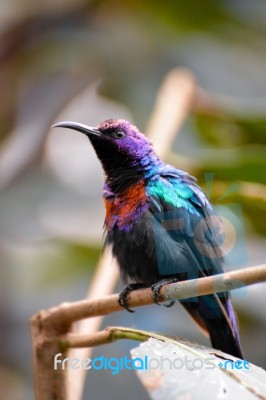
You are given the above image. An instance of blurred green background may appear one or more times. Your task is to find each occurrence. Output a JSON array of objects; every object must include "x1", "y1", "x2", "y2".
[{"x1": 0, "y1": 1, "x2": 266, "y2": 399}]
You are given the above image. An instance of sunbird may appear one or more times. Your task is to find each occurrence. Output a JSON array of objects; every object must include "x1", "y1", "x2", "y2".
[{"x1": 53, "y1": 118, "x2": 243, "y2": 358}]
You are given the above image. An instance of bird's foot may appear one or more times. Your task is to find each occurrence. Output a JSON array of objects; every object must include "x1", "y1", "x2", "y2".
[
  {"x1": 151, "y1": 278, "x2": 179, "y2": 306},
  {"x1": 118, "y1": 283, "x2": 148, "y2": 313},
  {"x1": 164, "y1": 300, "x2": 176, "y2": 308}
]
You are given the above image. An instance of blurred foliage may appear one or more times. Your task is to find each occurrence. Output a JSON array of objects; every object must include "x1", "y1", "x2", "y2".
[
  {"x1": 116, "y1": 0, "x2": 239, "y2": 31},
  {"x1": 199, "y1": 146, "x2": 266, "y2": 184},
  {"x1": 191, "y1": 108, "x2": 266, "y2": 235},
  {"x1": 195, "y1": 114, "x2": 266, "y2": 147},
  {"x1": 39, "y1": 241, "x2": 101, "y2": 286}
]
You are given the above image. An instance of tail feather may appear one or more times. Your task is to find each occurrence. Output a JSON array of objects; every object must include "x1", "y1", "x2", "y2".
[{"x1": 181, "y1": 295, "x2": 243, "y2": 359}]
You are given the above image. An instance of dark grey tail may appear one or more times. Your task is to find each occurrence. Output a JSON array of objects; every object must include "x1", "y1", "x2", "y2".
[{"x1": 181, "y1": 295, "x2": 243, "y2": 359}]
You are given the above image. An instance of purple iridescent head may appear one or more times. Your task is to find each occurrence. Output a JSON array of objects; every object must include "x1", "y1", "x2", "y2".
[
  {"x1": 96, "y1": 119, "x2": 153, "y2": 159},
  {"x1": 53, "y1": 118, "x2": 162, "y2": 191}
]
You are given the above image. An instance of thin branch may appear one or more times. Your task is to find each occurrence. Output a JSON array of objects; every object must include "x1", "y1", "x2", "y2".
[
  {"x1": 35, "y1": 264, "x2": 266, "y2": 329},
  {"x1": 61, "y1": 327, "x2": 151, "y2": 349}
]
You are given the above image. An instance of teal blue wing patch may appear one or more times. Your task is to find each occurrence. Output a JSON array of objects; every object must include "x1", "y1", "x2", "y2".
[{"x1": 146, "y1": 177, "x2": 201, "y2": 215}]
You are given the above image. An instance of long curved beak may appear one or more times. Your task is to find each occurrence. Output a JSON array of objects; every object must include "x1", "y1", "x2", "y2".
[{"x1": 52, "y1": 121, "x2": 101, "y2": 137}]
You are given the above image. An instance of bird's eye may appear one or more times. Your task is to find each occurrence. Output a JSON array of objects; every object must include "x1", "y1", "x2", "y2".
[{"x1": 113, "y1": 130, "x2": 125, "y2": 139}]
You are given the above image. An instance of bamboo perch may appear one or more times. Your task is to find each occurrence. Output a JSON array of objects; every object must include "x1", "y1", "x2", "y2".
[{"x1": 32, "y1": 264, "x2": 266, "y2": 329}]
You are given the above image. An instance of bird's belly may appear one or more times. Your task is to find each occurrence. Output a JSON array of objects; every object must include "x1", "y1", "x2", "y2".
[
  {"x1": 109, "y1": 229, "x2": 161, "y2": 285},
  {"x1": 106, "y1": 211, "x2": 188, "y2": 286}
]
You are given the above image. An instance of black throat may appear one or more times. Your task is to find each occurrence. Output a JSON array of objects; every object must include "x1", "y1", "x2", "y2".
[{"x1": 89, "y1": 137, "x2": 145, "y2": 193}]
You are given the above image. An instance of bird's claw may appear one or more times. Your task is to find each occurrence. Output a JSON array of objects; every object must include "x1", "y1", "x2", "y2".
[
  {"x1": 151, "y1": 282, "x2": 164, "y2": 305},
  {"x1": 164, "y1": 300, "x2": 176, "y2": 308},
  {"x1": 151, "y1": 279, "x2": 178, "y2": 306},
  {"x1": 118, "y1": 292, "x2": 134, "y2": 313},
  {"x1": 118, "y1": 283, "x2": 147, "y2": 313}
]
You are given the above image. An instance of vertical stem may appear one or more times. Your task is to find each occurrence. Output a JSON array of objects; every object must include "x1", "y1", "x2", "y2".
[
  {"x1": 66, "y1": 248, "x2": 119, "y2": 400},
  {"x1": 31, "y1": 312, "x2": 69, "y2": 400}
]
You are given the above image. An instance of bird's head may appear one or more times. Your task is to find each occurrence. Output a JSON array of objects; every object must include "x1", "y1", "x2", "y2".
[{"x1": 53, "y1": 118, "x2": 162, "y2": 192}]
